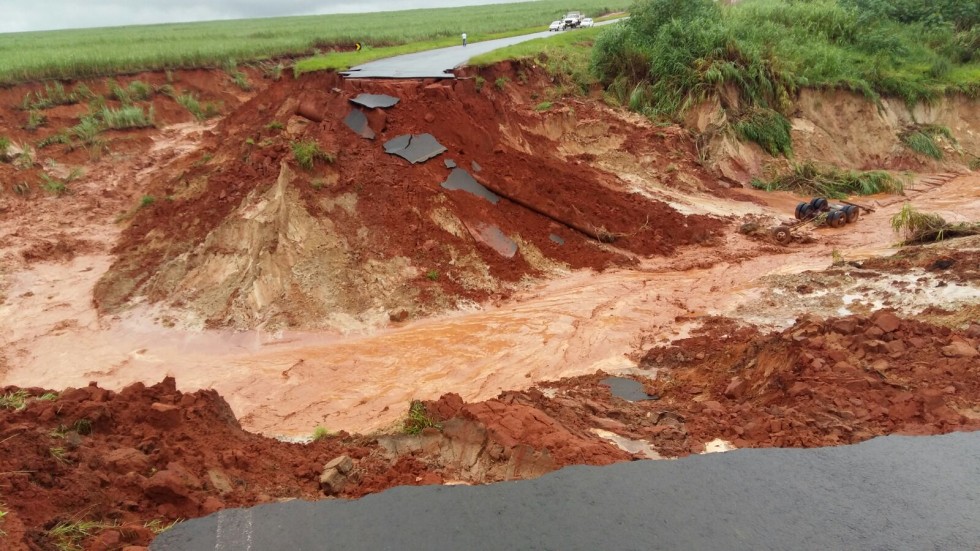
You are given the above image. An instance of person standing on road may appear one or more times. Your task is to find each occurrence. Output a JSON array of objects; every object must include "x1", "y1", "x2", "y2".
[{"x1": 462, "y1": 32, "x2": 467, "y2": 47}]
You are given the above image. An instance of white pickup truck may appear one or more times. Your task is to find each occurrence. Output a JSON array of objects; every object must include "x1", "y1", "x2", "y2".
[{"x1": 562, "y1": 12, "x2": 584, "y2": 28}]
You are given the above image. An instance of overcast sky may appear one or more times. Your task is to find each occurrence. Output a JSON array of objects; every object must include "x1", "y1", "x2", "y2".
[{"x1": 1, "y1": 0, "x2": 531, "y2": 34}]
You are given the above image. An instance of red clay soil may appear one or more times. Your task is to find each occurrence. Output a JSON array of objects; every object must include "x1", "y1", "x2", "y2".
[
  {"x1": 429, "y1": 311, "x2": 980, "y2": 459},
  {"x1": 0, "y1": 377, "x2": 628, "y2": 550},
  {"x1": 93, "y1": 68, "x2": 727, "y2": 328},
  {"x1": 0, "y1": 68, "x2": 267, "y2": 272},
  {"x1": 1, "y1": 311, "x2": 976, "y2": 549},
  {"x1": 637, "y1": 313, "x2": 980, "y2": 453}
]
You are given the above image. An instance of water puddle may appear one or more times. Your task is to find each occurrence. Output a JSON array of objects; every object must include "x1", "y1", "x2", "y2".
[{"x1": 601, "y1": 376, "x2": 658, "y2": 402}]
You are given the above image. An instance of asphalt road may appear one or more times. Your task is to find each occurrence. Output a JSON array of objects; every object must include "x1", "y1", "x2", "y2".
[
  {"x1": 341, "y1": 20, "x2": 622, "y2": 79},
  {"x1": 152, "y1": 431, "x2": 980, "y2": 551}
]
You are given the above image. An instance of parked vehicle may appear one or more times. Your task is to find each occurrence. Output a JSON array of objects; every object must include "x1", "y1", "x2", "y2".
[
  {"x1": 581, "y1": 17, "x2": 594, "y2": 27},
  {"x1": 563, "y1": 12, "x2": 584, "y2": 28},
  {"x1": 549, "y1": 20, "x2": 564, "y2": 32}
]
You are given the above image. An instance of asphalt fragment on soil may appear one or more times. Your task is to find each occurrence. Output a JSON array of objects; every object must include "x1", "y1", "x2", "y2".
[
  {"x1": 349, "y1": 93, "x2": 400, "y2": 109},
  {"x1": 384, "y1": 134, "x2": 447, "y2": 164},
  {"x1": 466, "y1": 222, "x2": 518, "y2": 258},
  {"x1": 343, "y1": 109, "x2": 375, "y2": 140},
  {"x1": 441, "y1": 168, "x2": 499, "y2": 204}
]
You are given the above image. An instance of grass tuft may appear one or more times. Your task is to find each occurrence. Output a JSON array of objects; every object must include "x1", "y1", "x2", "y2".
[
  {"x1": 40, "y1": 174, "x2": 69, "y2": 196},
  {"x1": 100, "y1": 105, "x2": 155, "y2": 129},
  {"x1": 311, "y1": 425, "x2": 330, "y2": 442},
  {"x1": 144, "y1": 519, "x2": 182, "y2": 535},
  {"x1": 900, "y1": 125, "x2": 954, "y2": 160},
  {"x1": 176, "y1": 93, "x2": 222, "y2": 121},
  {"x1": 47, "y1": 520, "x2": 116, "y2": 551},
  {"x1": 403, "y1": 400, "x2": 441, "y2": 435},
  {"x1": 752, "y1": 161, "x2": 904, "y2": 199},
  {"x1": 291, "y1": 140, "x2": 334, "y2": 171},
  {"x1": 733, "y1": 108, "x2": 793, "y2": 157},
  {"x1": 26, "y1": 110, "x2": 47, "y2": 131},
  {"x1": 0, "y1": 390, "x2": 30, "y2": 410}
]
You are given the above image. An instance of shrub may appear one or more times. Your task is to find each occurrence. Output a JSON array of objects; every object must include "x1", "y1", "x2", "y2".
[{"x1": 291, "y1": 140, "x2": 334, "y2": 170}]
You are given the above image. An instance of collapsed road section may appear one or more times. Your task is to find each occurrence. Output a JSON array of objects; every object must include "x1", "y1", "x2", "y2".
[{"x1": 151, "y1": 432, "x2": 980, "y2": 550}]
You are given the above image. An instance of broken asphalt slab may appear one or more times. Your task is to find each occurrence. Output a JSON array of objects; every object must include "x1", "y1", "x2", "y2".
[
  {"x1": 441, "y1": 168, "x2": 499, "y2": 204},
  {"x1": 343, "y1": 109, "x2": 375, "y2": 140},
  {"x1": 152, "y1": 431, "x2": 980, "y2": 551},
  {"x1": 383, "y1": 133, "x2": 447, "y2": 164},
  {"x1": 348, "y1": 93, "x2": 400, "y2": 109}
]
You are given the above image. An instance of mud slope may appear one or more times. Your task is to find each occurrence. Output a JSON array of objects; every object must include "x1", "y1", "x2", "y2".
[
  {"x1": 94, "y1": 72, "x2": 726, "y2": 331},
  {"x1": 691, "y1": 89, "x2": 980, "y2": 181}
]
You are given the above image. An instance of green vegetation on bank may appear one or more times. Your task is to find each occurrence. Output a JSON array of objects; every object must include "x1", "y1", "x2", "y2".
[
  {"x1": 470, "y1": 27, "x2": 606, "y2": 97},
  {"x1": 0, "y1": 0, "x2": 629, "y2": 85},
  {"x1": 752, "y1": 161, "x2": 905, "y2": 199},
  {"x1": 892, "y1": 202, "x2": 980, "y2": 244},
  {"x1": 584, "y1": 0, "x2": 979, "y2": 154}
]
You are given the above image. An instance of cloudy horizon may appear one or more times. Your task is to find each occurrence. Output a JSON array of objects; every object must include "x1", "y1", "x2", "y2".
[{"x1": 1, "y1": 0, "x2": 531, "y2": 34}]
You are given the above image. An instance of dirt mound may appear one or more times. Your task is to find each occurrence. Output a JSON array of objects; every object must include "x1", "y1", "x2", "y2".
[
  {"x1": 94, "y1": 70, "x2": 726, "y2": 330},
  {"x1": 639, "y1": 313, "x2": 980, "y2": 452}
]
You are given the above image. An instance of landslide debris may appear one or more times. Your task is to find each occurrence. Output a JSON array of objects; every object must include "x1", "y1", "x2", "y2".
[
  {"x1": 94, "y1": 71, "x2": 724, "y2": 331},
  {"x1": 0, "y1": 377, "x2": 627, "y2": 550},
  {"x1": 1, "y1": 309, "x2": 977, "y2": 550}
]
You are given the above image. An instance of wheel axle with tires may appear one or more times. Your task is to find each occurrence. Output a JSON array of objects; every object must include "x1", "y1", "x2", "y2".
[
  {"x1": 792, "y1": 197, "x2": 862, "y2": 227},
  {"x1": 772, "y1": 196, "x2": 867, "y2": 244}
]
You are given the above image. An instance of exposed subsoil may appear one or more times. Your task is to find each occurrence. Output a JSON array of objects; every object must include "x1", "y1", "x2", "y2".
[
  {"x1": 93, "y1": 69, "x2": 727, "y2": 331},
  {"x1": 1, "y1": 60, "x2": 979, "y2": 551}
]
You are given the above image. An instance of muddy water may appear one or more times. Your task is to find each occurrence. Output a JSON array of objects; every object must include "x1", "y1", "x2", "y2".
[{"x1": 2, "y1": 176, "x2": 979, "y2": 437}]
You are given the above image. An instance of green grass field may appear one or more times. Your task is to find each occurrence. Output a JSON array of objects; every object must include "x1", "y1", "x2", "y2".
[{"x1": 0, "y1": 0, "x2": 630, "y2": 85}]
